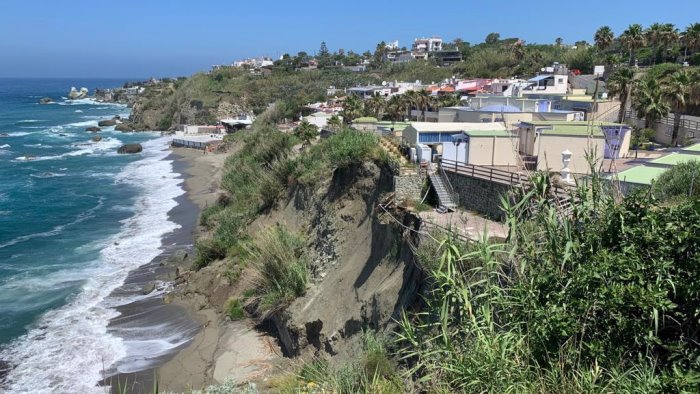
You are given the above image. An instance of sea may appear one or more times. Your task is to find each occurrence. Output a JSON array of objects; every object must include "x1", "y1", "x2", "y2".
[{"x1": 0, "y1": 78, "x2": 198, "y2": 393}]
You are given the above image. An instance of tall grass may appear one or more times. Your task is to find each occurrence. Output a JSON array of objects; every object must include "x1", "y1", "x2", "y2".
[
  {"x1": 243, "y1": 225, "x2": 308, "y2": 311},
  {"x1": 280, "y1": 332, "x2": 403, "y2": 394},
  {"x1": 397, "y1": 169, "x2": 700, "y2": 392}
]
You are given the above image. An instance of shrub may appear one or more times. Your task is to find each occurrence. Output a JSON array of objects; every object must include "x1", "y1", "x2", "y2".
[
  {"x1": 193, "y1": 238, "x2": 226, "y2": 270},
  {"x1": 398, "y1": 171, "x2": 700, "y2": 392},
  {"x1": 226, "y1": 298, "x2": 245, "y2": 320},
  {"x1": 653, "y1": 160, "x2": 700, "y2": 202}
]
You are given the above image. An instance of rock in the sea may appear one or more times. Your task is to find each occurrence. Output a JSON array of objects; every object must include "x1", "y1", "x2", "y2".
[
  {"x1": 85, "y1": 126, "x2": 101, "y2": 132},
  {"x1": 92, "y1": 136, "x2": 102, "y2": 142},
  {"x1": 117, "y1": 143, "x2": 143, "y2": 154},
  {"x1": 115, "y1": 123, "x2": 134, "y2": 132},
  {"x1": 98, "y1": 119, "x2": 117, "y2": 127},
  {"x1": 38, "y1": 97, "x2": 54, "y2": 104},
  {"x1": 142, "y1": 282, "x2": 156, "y2": 295},
  {"x1": 68, "y1": 87, "x2": 89, "y2": 100}
]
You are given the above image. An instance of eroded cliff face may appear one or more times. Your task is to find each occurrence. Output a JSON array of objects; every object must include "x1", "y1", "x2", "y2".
[{"x1": 250, "y1": 162, "x2": 424, "y2": 361}]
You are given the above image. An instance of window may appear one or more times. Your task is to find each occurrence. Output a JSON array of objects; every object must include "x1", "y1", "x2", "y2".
[
  {"x1": 558, "y1": 78, "x2": 564, "y2": 84},
  {"x1": 688, "y1": 131, "x2": 695, "y2": 139},
  {"x1": 666, "y1": 126, "x2": 673, "y2": 136}
]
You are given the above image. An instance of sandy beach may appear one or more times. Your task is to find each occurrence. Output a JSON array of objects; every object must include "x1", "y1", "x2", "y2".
[{"x1": 155, "y1": 147, "x2": 283, "y2": 393}]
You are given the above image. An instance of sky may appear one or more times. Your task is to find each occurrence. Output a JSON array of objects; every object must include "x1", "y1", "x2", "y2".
[{"x1": 0, "y1": 0, "x2": 698, "y2": 78}]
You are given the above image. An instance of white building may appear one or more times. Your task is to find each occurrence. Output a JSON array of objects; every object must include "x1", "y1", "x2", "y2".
[
  {"x1": 522, "y1": 63, "x2": 569, "y2": 96},
  {"x1": 412, "y1": 37, "x2": 443, "y2": 53}
]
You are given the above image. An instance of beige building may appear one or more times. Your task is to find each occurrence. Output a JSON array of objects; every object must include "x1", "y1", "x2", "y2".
[
  {"x1": 442, "y1": 130, "x2": 519, "y2": 167},
  {"x1": 517, "y1": 121, "x2": 631, "y2": 173},
  {"x1": 403, "y1": 122, "x2": 517, "y2": 164}
]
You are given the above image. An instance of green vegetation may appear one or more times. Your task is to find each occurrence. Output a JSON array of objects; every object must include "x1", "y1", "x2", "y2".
[
  {"x1": 242, "y1": 225, "x2": 308, "y2": 311},
  {"x1": 653, "y1": 160, "x2": 700, "y2": 201},
  {"x1": 279, "y1": 332, "x2": 402, "y2": 394},
  {"x1": 226, "y1": 298, "x2": 245, "y2": 320},
  {"x1": 395, "y1": 171, "x2": 700, "y2": 392}
]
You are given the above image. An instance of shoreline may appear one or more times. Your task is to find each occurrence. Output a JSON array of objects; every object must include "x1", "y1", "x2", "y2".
[
  {"x1": 102, "y1": 147, "x2": 226, "y2": 392},
  {"x1": 105, "y1": 146, "x2": 283, "y2": 393}
]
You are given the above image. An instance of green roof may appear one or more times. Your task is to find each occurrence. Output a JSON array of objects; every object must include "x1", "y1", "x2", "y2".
[
  {"x1": 613, "y1": 165, "x2": 668, "y2": 185},
  {"x1": 353, "y1": 117, "x2": 378, "y2": 123},
  {"x1": 464, "y1": 129, "x2": 512, "y2": 137},
  {"x1": 376, "y1": 121, "x2": 409, "y2": 130},
  {"x1": 682, "y1": 143, "x2": 700, "y2": 152},
  {"x1": 520, "y1": 121, "x2": 626, "y2": 136},
  {"x1": 649, "y1": 153, "x2": 700, "y2": 166}
]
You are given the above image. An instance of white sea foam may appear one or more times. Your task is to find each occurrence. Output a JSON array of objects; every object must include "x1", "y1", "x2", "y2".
[
  {"x1": 0, "y1": 144, "x2": 10, "y2": 148},
  {"x1": 75, "y1": 110, "x2": 83, "y2": 113},
  {"x1": 7, "y1": 132, "x2": 30, "y2": 137},
  {"x1": 59, "y1": 98, "x2": 127, "y2": 107},
  {"x1": 0, "y1": 136, "x2": 185, "y2": 393},
  {"x1": 16, "y1": 120, "x2": 43, "y2": 124},
  {"x1": 66, "y1": 120, "x2": 98, "y2": 128}
]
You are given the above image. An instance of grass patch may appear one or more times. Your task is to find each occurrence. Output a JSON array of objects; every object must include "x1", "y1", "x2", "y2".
[
  {"x1": 244, "y1": 225, "x2": 308, "y2": 311},
  {"x1": 283, "y1": 332, "x2": 403, "y2": 394},
  {"x1": 226, "y1": 298, "x2": 245, "y2": 320}
]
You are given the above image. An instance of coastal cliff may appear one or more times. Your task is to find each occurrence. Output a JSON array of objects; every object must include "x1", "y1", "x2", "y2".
[{"x1": 157, "y1": 123, "x2": 426, "y2": 391}]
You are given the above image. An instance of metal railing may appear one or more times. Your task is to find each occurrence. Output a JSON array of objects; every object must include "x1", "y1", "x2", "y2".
[
  {"x1": 624, "y1": 110, "x2": 700, "y2": 131},
  {"x1": 437, "y1": 162, "x2": 459, "y2": 206},
  {"x1": 439, "y1": 159, "x2": 576, "y2": 214}
]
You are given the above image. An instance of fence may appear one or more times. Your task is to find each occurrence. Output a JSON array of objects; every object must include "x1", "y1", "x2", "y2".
[
  {"x1": 439, "y1": 159, "x2": 576, "y2": 214},
  {"x1": 624, "y1": 110, "x2": 700, "y2": 132},
  {"x1": 172, "y1": 139, "x2": 212, "y2": 150}
]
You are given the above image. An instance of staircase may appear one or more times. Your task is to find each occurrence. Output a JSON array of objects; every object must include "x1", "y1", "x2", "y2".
[{"x1": 429, "y1": 171, "x2": 457, "y2": 211}]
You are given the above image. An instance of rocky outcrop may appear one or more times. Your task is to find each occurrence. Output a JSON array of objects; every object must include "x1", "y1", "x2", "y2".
[
  {"x1": 117, "y1": 143, "x2": 143, "y2": 154},
  {"x1": 68, "y1": 87, "x2": 89, "y2": 100},
  {"x1": 115, "y1": 123, "x2": 135, "y2": 132},
  {"x1": 86, "y1": 126, "x2": 101, "y2": 132},
  {"x1": 98, "y1": 119, "x2": 117, "y2": 127},
  {"x1": 38, "y1": 97, "x2": 54, "y2": 104}
]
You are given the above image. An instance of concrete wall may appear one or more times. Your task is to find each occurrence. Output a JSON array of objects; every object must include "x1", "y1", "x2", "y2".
[
  {"x1": 467, "y1": 136, "x2": 519, "y2": 166},
  {"x1": 536, "y1": 135, "x2": 605, "y2": 173},
  {"x1": 394, "y1": 174, "x2": 425, "y2": 203},
  {"x1": 444, "y1": 171, "x2": 510, "y2": 220}
]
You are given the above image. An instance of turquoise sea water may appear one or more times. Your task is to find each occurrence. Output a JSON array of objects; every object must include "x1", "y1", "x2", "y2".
[{"x1": 0, "y1": 78, "x2": 189, "y2": 392}]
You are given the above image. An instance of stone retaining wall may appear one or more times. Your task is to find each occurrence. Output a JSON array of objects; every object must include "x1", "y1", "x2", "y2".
[
  {"x1": 394, "y1": 174, "x2": 424, "y2": 203},
  {"x1": 444, "y1": 171, "x2": 510, "y2": 220}
]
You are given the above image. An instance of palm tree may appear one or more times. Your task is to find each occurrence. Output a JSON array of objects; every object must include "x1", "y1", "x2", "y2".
[
  {"x1": 436, "y1": 93, "x2": 462, "y2": 109},
  {"x1": 385, "y1": 95, "x2": 407, "y2": 122},
  {"x1": 594, "y1": 26, "x2": 614, "y2": 52},
  {"x1": 327, "y1": 114, "x2": 342, "y2": 132},
  {"x1": 659, "y1": 24, "x2": 679, "y2": 63},
  {"x1": 646, "y1": 23, "x2": 664, "y2": 65},
  {"x1": 663, "y1": 69, "x2": 698, "y2": 146},
  {"x1": 340, "y1": 95, "x2": 364, "y2": 124},
  {"x1": 681, "y1": 23, "x2": 700, "y2": 62},
  {"x1": 632, "y1": 78, "x2": 670, "y2": 129},
  {"x1": 620, "y1": 24, "x2": 646, "y2": 66},
  {"x1": 294, "y1": 119, "x2": 319, "y2": 146},
  {"x1": 364, "y1": 94, "x2": 386, "y2": 119},
  {"x1": 414, "y1": 90, "x2": 432, "y2": 122},
  {"x1": 401, "y1": 90, "x2": 419, "y2": 120},
  {"x1": 606, "y1": 67, "x2": 636, "y2": 123}
]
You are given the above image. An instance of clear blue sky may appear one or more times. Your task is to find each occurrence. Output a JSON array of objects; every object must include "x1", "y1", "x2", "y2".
[{"x1": 1, "y1": 0, "x2": 698, "y2": 78}]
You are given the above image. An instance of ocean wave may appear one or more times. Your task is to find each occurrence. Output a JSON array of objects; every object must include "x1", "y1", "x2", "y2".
[
  {"x1": 0, "y1": 136, "x2": 185, "y2": 393},
  {"x1": 75, "y1": 110, "x2": 83, "y2": 113},
  {"x1": 66, "y1": 120, "x2": 98, "y2": 128},
  {"x1": 15, "y1": 120, "x2": 43, "y2": 124},
  {"x1": 6, "y1": 132, "x2": 30, "y2": 137},
  {"x1": 0, "y1": 198, "x2": 105, "y2": 250},
  {"x1": 58, "y1": 98, "x2": 127, "y2": 108},
  {"x1": 0, "y1": 144, "x2": 10, "y2": 148}
]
